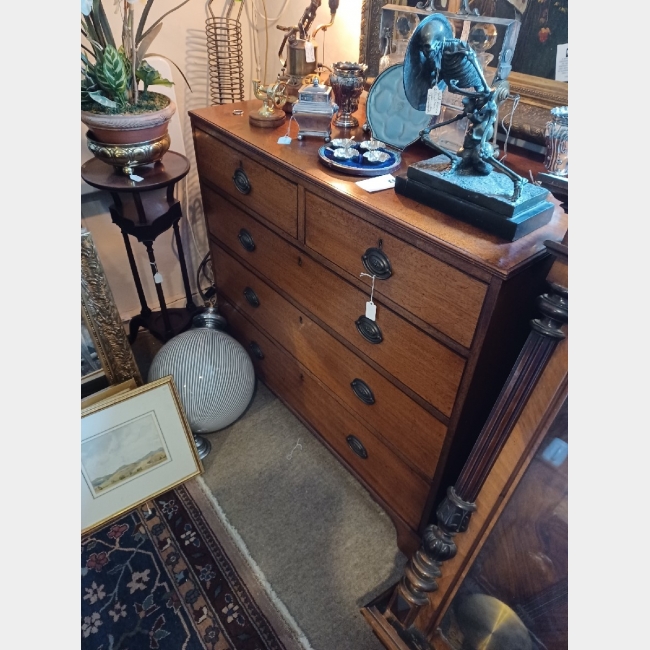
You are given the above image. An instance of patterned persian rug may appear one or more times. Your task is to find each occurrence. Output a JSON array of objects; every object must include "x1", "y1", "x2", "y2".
[{"x1": 81, "y1": 481, "x2": 307, "y2": 650}]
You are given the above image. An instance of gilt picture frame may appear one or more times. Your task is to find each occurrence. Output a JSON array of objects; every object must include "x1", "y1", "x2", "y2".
[
  {"x1": 81, "y1": 376, "x2": 203, "y2": 535},
  {"x1": 359, "y1": 0, "x2": 568, "y2": 144},
  {"x1": 81, "y1": 227, "x2": 142, "y2": 391}
]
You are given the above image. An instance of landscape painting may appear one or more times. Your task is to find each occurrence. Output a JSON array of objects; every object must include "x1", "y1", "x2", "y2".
[{"x1": 81, "y1": 412, "x2": 170, "y2": 497}]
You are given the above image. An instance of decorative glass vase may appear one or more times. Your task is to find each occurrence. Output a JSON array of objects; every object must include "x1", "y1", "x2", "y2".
[
  {"x1": 330, "y1": 62, "x2": 368, "y2": 129},
  {"x1": 147, "y1": 308, "x2": 255, "y2": 459},
  {"x1": 544, "y1": 106, "x2": 568, "y2": 177}
]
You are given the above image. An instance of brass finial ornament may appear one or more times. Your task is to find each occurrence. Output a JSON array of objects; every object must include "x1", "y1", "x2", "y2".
[{"x1": 250, "y1": 79, "x2": 288, "y2": 128}]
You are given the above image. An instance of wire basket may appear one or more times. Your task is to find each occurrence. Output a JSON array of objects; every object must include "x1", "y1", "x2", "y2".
[{"x1": 206, "y1": 0, "x2": 245, "y2": 105}]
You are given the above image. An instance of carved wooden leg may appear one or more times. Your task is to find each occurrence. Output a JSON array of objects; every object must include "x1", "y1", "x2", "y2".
[{"x1": 383, "y1": 277, "x2": 568, "y2": 641}]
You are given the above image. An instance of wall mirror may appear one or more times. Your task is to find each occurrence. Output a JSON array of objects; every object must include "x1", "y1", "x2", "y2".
[{"x1": 359, "y1": 0, "x2": 568, "y2": 144}]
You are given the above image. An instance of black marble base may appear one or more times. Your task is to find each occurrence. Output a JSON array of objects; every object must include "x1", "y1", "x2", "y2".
[{"x1": 395, "y1": 173, "x2": 555, "y2": 242}]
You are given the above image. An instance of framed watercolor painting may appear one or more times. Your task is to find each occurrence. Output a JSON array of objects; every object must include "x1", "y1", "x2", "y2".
[{"x1": 81, "y1": 376, "x2": 202, "y2": 535}]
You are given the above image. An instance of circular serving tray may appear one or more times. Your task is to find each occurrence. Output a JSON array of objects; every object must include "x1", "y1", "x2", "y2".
[{"x1": 317, "y1": 145, "x2": 401, "y2": 177}]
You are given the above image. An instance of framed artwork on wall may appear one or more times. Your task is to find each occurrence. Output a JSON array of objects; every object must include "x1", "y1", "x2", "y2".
[{"x1": 81, "y1": 376, "x2": 203, "y2": 535}]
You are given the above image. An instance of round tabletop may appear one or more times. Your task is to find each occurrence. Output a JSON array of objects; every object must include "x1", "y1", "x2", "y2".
[{"x1": 81, "y1": 151, "x2": 190, "y2": 193}]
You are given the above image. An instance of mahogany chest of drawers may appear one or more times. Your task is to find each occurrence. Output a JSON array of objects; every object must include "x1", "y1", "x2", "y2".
[{"x1": 190, "y1": 100, "x2": 567, "y2": 551}]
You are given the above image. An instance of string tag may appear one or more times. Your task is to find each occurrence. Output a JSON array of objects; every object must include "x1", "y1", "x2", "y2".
[
  {"x1": 154, "y1": 272, "x2": 163, "y2": 284},
  {"x1": 304, "y1": 40, "x2": 315, "y2": 63},
  {"x1": 129, "y1": 173, "x2": 144, "y2": 182},
  {"x1": 426, "y1": 87, "x2": 443, "y2": 116},
  {"x1": 278, "y1": 115, "x2": 294, "y2": 145},
  {"x1": 360, "y1": 272, "x2": 377, "y2": 322}
]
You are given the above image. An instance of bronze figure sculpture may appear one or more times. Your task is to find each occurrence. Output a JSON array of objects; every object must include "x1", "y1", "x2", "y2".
[{"x1": 403, "y1": 13, "x2": 526, "y2": 201}]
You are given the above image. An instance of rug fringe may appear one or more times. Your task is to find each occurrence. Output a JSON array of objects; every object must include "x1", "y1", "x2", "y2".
[{"x1": 195, "y1": 476, "x2": 317, "y2": 650}]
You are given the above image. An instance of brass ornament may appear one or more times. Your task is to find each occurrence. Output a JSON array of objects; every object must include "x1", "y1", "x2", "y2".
[{"x1": 85, "y1": 131, "x2": 171, "y2": 175}]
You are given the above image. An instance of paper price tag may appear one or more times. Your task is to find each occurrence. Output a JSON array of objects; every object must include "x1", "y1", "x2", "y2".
[
  {"x1": 129, "y1": 174, "x2": 144, "y2": 182},
  {"x1": 278, "y1": 136, "x2": 292, "y2": 145},
  {"x1": 555, "y1": 43, "x2": 568, "y2": 82},
  {"x1": 304, "y1": 40, "x2": 315, "y2": 63},
  {"x1": 426, "y1": 87, "x2": 443, "y2": 116},
  {"x1": 356, "y1": 174, "x2": 396, "y2": 193},
  {"x1": 154, "y1": 272, "x2": 163, "y2": 284},
  {"x1": 365, "y1": 301, "x2": 377, "y2": 321},
  {"x1": 460, "y1": 20, "x2": 471, "y2": 43}
]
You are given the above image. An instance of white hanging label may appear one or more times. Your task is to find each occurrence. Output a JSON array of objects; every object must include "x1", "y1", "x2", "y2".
[
  {"x1": 365, "y1": 301, "x2": 377, "y2": 321},
  {"x1": 426, "y1": 87, "x2": 443, "y2": 116},
  {"x1": 154, "y1": 272, "x2": 163, "y2": 284},
  {"x1": 460, "y1": 20, "x2": 471, "y2": 42},
  {"x1": 277, "y1": 135, "x2": 292, "y2": 145},
  {"x1": 129, "y1": 174, "x2": 144, "y2": 182},
  {"x1": 304, "y1": 40, "x2": 315, "y2": 63}
]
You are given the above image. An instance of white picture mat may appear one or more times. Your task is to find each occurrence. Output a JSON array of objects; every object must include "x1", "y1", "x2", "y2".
[{"x1": 81, "y1": 382, "x2": 199, "y2": 532}]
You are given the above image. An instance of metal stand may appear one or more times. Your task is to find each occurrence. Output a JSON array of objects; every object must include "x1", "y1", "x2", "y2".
[{"x1": 193, "y1": 434, "x2": 212, "y2": 460}]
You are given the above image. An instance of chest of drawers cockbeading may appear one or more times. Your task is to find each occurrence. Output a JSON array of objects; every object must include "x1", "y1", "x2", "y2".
[{"x1": 190, "y1": 100, "x2": 567, "y2": 552}]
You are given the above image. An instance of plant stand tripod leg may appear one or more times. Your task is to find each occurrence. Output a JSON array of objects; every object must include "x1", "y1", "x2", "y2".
[
  {"x1": 143, "y1": 240, "x2": 174, "y2": 341},
  {"x1": 121, "y1": 230, "x2": 151, "y2": 344},
  {"x1": 172, "y1": 219, "x2": 198, "y2": 311}
]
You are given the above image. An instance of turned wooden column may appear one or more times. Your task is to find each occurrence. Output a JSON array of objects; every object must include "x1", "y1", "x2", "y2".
[{"x1": 386, "y1": 275, "x2": 568, "y2": 631}]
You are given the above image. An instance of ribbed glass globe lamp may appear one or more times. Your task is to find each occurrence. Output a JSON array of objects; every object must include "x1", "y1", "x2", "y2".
[{"x1": 147, "y1": 309, "x2": 255, "y2": 458}]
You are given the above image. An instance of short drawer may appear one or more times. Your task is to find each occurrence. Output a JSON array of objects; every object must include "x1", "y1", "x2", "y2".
[
  {"x1": 194, "y1": 127, "x2": 298, "y2": 237},
  {"x1": 221, "y1": 301, "x2": 430, "y2": 530},
  {"x1": 205, "y1": 186, "x2": 465, "y2": 417},
  {"x1": 305, "y1": 192, "x2": 488, "y2": 348},
  {"x1": 213, "y1": 243, "x2": 448, "y2": 480}
]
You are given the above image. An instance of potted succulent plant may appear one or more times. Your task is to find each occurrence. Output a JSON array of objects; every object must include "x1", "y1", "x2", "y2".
[{"x1": 81, "y1": 0, "x2": 191, "y2": 170}]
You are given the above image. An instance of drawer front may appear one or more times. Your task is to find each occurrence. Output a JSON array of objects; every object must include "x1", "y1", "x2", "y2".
[
  {"x1": 194, "y1": 128, "x2": 298, "y2": 237},
  {"x1": 305, "y1": 192, "x2": 488, "y2": 348},
  {"x1": 221, "y1": 301, "x2": 430, "y2": 529},
  {"x1": 213, "y1": 243, "x2": 447, "y2": 480},
  {"x1": 205, "y1": 186, "x2": 465, "y2": 417}
]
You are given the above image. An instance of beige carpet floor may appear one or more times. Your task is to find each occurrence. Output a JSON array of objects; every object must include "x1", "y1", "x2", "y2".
[{"x1": 133, "y1": 331, "x2": 406, "y2": 650}]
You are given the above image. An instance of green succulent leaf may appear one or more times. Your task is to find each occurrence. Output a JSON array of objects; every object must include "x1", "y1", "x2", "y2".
[
  {"x1": 88, "y1": 90, "x2": 118, "y2": 110},
  {"x1": 97, "y1": 45, "x2": 129, "y2": 103},
  {"x1": 136, "y1": 60, "x2": 174, "y2": 93}
]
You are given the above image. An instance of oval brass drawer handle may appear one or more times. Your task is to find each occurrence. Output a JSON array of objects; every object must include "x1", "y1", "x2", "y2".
[
  {"x1": 362, "y1": 247, "x2": 392, "y2": 280},
  {"x1": 355, "y1": 315, "x2": 383, "y2": 344},
  {"x1": 346, "y1": 435, "x2": 368, "y2": 459},
  {"x1": 238, "y1": 228, "x2": 256, "y2": 252},
  {"x1": 350, "y1": 378, "x2": 375, "y2": 405},
  {"x1": 249, "y1": 341, "x2": 264, "y2": 360},
  {"x1": 233, "y1": 167, "x2": 251, "y2": 195},
  {"x1": 243, "y1": 287, "x2": 260, "y2": 308}
]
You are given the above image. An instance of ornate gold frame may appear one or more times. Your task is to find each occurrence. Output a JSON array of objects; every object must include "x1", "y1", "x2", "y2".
[
  {"x1": 81, "y1": 375, "x2": 203, "y2": 536},
  {"x1": 359, "y1": 0, "x2": 568, "y2": 145},
  {"x1": 81, "y1": 228, "x2": 142, "y2": 386}
]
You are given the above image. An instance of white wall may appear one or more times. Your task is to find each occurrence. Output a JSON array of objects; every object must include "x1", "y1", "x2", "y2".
[{"x1": 81, "y1": 0, "x2": 363, "y2": 321}]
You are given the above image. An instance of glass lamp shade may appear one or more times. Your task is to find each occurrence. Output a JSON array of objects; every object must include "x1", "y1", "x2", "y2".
[{"x1": 147, "y1": 327, "x2": 255, "y2": 435}]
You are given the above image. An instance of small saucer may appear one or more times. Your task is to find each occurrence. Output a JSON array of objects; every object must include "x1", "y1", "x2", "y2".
[
  {"x1": 360, "y1": 139, "x2": 386, "y2": 151},
  {"x1": 333, "y1": 147, "x2": 359, "y2": 161},
  {"x1": 363, "y1": 150, "x2": 390, "y2": 164},
  {"x1": 331, "y1": 138, "x2": 357, "y2": 149}
]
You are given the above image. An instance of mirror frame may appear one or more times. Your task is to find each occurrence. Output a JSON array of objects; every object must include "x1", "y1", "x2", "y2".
[
  {"x1": 81, "y1": 228, "x2": 142, "y2": 388},
  {"x1": 359, "y1": 0, "x2": 568, "y2": 145}
]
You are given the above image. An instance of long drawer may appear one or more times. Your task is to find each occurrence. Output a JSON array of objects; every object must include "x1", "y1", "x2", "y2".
[
  {"x1": 213, "y1": 242, "x2": 447, "y2": 480},
  {"x1": 204, "y1": 186, "x2": 465, "y2": 417},
  {"x1": 220, "y1": 301, "x2": 431, "y2": 529},
  {"x1": 305, "y1": 192, "x2": 488, "y2": 348},
  {"x1": 194, "y1": 128, "x2": 298, "y2": 237}
]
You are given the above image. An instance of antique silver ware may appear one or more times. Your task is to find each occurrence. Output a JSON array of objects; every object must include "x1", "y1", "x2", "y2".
[
  {"x1": 333, "y1": 147, "x2": 359, "y2": 161},
  {"x1": 329, "y1": 62, "x2": 368, "y2": 128},
  {"x1": 363, "y1": 150, "x2": 390, "y2": 164},
  {"x1": 292, "y1": 77, "x2": 338, "y2": 142},
  {"x1": 318, "y1": 145, "x2": 401, "y2": 177}
]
